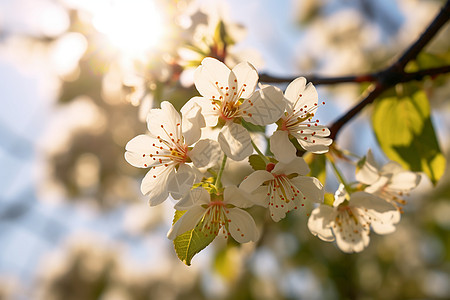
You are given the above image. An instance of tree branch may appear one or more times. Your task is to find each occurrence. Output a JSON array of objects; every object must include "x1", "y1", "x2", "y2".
[
  {"x1": 328, "y1": 1, "x2": 450, "y2": 140},
  {"x1": 259, "y1": 73, "x2": 376, "y2": 85},
  {"x1": 393, "y1": 1, "x2": 450, "y2": 71}
]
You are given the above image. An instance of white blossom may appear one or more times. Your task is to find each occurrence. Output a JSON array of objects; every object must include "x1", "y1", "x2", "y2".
[
  {"x1": 125, "y1": 101, "x2": 220, "y2": 206},
  {"x1": 356, "y1": 150, "x2": 421, "y2": 211},
  {"x1": 167, "y1": 186, "x2": 258, "y2": 243},
  {"x1": 183, "y1": 57, "x2": 286, "y2": 161},
  {"x1": 240, "y1": 153, "x2": 324, "y2": 222},
  {"x1": 308, "y1": 185, "x2": 400, "y2": 253},
  {"x1": 270, "y1": 77, "x2": 332, "y2": 163}
]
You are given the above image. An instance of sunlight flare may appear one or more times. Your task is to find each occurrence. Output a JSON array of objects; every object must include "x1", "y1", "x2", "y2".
[{"x1": 92, "y1": 0, "x2": 166, "y2": 55}]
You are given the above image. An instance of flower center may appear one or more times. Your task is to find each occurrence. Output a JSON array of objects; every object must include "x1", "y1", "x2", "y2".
[
  {"x1": 142, "y1": 123, "x2": 188, "y2": 169},
  {"x1": 210, "y1": 80, "x2": 248, "y2": 122},
  {"x1": 337, "y1": 205, "x2": 359, "y2": 225},
  {"x1": 283, "y1": 111, "x2": 316, "y2": 131},
  {"x1": 268, "y1": 174, "x2": 301, "y2": 205},
  {"x1": 200, "y1": 201, "x2": 229, "y2": 237},
  {"x1": 380, "y1": 186, "x2": 407, "y2": 213},
  {"x1": 220, "y1": 100, "x2": 241, "y2": 121}
]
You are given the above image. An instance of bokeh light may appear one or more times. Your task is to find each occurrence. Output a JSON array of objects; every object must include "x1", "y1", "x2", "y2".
[
  {"x1": 92, "y1": 0, "x2": 166, "y2": 55},
  {"x1": 0, "y1": 0, "x2": 449, "y2": 299}
]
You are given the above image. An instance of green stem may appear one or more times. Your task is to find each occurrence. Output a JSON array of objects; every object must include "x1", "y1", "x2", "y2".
[
  {"x1": 215, "y1": 154, "x2": 227, "y2": 191},
  {"x1": 251, "y1": 139, "x2": 270, "y2": 164},
  {"x1": 328, "y1": 157, "x2": 352, "y2": 194},
  {"x1": 341, "y1": 149, "x2": 361, "y2": 160}
]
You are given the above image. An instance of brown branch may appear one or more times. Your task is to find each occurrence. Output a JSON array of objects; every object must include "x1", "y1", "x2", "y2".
[
  {"x1": 329, "y1": 84, "x2": 385, "y2": 140},
  {"x1": 329, "y1": 1, "x2": 450, "y2": 140},
  {"x1": 259, "y1": 73, "x2": 376, "y2": 85},
  {"x1": 393, "y1": 3, "x2": 450, "y2": 71}
]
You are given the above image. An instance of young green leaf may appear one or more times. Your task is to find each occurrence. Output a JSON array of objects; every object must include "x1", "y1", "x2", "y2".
[
  {"x1": 372, "y1": 85, "x2": 446, "y2": 185},
  {"x1": 323, "y1": 193, "x2": 335, "y2": 206},
  {"x1": 303, "y1": 152, "x2": 327, "y2": 185},
  {"x1": 248, "y1": 154, "x2": 267, "y2": 171},
  {"x1": 173, "y1": 210, "x2": 216, "y2": 266}
]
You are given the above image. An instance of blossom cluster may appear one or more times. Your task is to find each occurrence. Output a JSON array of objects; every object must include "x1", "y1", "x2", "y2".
[
  {"x1": 308, "y1": 150, "x2": 421, "y2": 253},
  {"x1": 125, "y1": 57, "x2": 421, "y2": 260}
]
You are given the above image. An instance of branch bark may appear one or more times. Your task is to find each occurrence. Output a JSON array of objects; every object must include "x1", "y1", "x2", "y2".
[{"x1": 259, "y1": 73, "x2": 376, "y2": 85}]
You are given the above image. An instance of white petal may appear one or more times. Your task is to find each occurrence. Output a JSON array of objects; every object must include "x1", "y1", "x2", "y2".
[
  {"x1": 247, "y1": 186, "x2": 270, "y2": 207},
  {"x1": 190, "y1": 186, "x2": 211, "y2": 205},
  {"x1": 174, "y1": 186, "x2": 210, "y2": 210},
  {"x1": 241, "y1": 85, "x2": 286, "y2": 125},
  {"x1": 269, "y1": 131, "x2": 297, "y2": 164},
  {"x1": 297, "y1": 136, "x2": 332, "y2": 154},
  {"x1": 285, "y1": 77, "x2": 318, "y2": 111},
  {"x1": 365, "y1": 176, "x2": 389, "y2": 194},
  {"x1": 141, "y1": 166, "x2": 175, "y2": 206},
  {"x1": 174, "y1": 191, "x2": 195, "y2": 210},
  {"x1": 296, "y1": 125, "x2": 331, "y2": 137},
  {"x1": 388, "y1": 171, "x2": 420, "y2": 191},
  {"x1": 125, "y1": 135, "x2": 157, "y2": 168},
  {"x1": 333, "y1": 184, "x2": 348, "y2": 207},
  {"x1": 181, "y1": 102, "x2": 205, "y2": 145},
  {"x1": 182, "y1": 96, "x2": 219, "y2": 127},
  {"x1": 269, "y1": 199, "x2": 295, "y2": 222},
  {"x1": 351, "y1": 191, "x2": 396, "y2": 213},
  {"x1": 227, "y1": 208, "x2": 259, "y2": 243},
  {"x1": 218, "y1": 122, "x2": 252, "y2": 161},
  {"x1": 380, "y1": 161, "x2": 405, "y2": 175},
  {"x1": 167, "y1": 164, "x2": 196, "y2": 200},
  {"x1": 146, "y1": 101, "x2": 181, "y2": 141},
  {"x1": 307, "y1": 205, "x2": 335, "y2": 242},
  {"x1": 167, "y1": 205, "x2": 206, "y2": 240},
  {"x1": 125, "y1": 134, "x2": 154, "y2": 153},
  {"x1": 189, "y1": 139, "x2": 222, "y2": 168},
  {"x1": 224, "y1": 185, "x2": 257, "y2": 208},
  {"x1": 351, "y1": 194, "x2": 400, "y2": 235},
  {"x1": 290, "y1": 176, "x2": 324, "y2": 203},
  {"x1": 355, "y1": 149, "x2": 380, "y2": 185},
  {"x1": 273, "y1": 157, "x2": 310, "y2": 176},
  {"x1": 334, "y1": 223, "x2": 370, "y2": 253},
  {"x1": 194, "y1": 57, "x2": 230, "y2": 98},
  {"x1": 239, "y1": 170, "x2": 273, "y2": 193},
  {"x1": 370, "y1": 210, "x2": 401, "y2": 235},
  {"x1": 231, "y1": 62, "x2": 258, "y2": 99}
]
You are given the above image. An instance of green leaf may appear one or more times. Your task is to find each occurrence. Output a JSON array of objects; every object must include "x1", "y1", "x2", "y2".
[
  {"x1": 372, "y1": 84, "x2": 446, "y2": 185},
  {"x1": 303, "y1": 152, "x2": 327, "y2": 185},
  {"x1": 240, "y1": 120, "x2": 266, "y2": 133},
  {"x1": 324, "y1": 193, "x2": 335, "y2": 206},
  {"x1": 406, "y1": 51, "x2": 450, "y2": 72},
  {"x1": 213, "y1": 244, "x2": 240, "y2": 281},
  {"x1": 248, "y1": 154, "x2": 267, "y2": 171},
  {"x1": 173, "y1": 210, "x2": 216, "y2": 266},
  {"x1": 213, "y1": 20, "x2": 235, "y2": 48}
]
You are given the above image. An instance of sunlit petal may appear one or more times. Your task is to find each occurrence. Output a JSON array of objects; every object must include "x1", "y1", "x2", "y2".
[
  {"x1": 218, "y1": 122, "x2": 252, "y2": 161},
  {"x1": 227, "y1": 208, "x2": 259, "y2": 243}
]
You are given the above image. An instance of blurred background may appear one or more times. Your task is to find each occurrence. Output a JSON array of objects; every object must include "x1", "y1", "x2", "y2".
[{"x1": 0, "y1": 0, "x2": 449, "y2": 299}]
